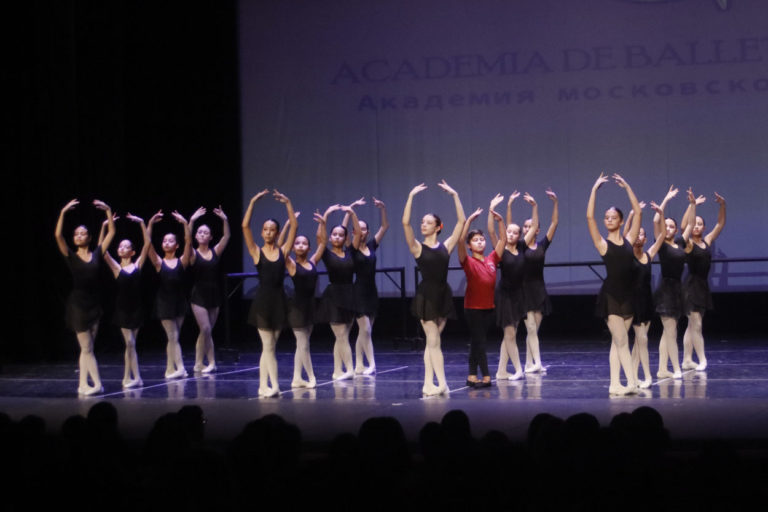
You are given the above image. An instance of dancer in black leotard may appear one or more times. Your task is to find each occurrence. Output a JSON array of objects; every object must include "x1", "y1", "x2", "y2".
[
  {"x1": 342, "y1": 196, "x2": 390, "y2": 375},
  {"x1": 403, "y1": 181, "x2": 466, "y2": 396},
  {"x1": 189, "y1": 206, "x2": 230, "y2": 374},
  {"x1": 147, "y1": 210, "x2": 192, "y2": 379},
  {"x1": 653, "y1": 187, "x2": 694, "y2": 379},
  {"x1": 623, "y1": 201, "x2": 666, "y2": 388},
  {"x1": 55, "y1": 198, "x2": 115, "y2": 396},
  {"x1": 318, "y1": 204, "x2": 362, "y2": 380},
  {"x1": 285, "y1": 207, "x2": 334, "y2": 388},
  {"x1": 513, "y1": 189, "x2": 558, "y2": 373},
  {"x1": 587, "y1": 173, "x2": 642, "y2": 396},
  {"x1": 102, "y1": 213, "x2": 150, "y2": 389},
  {"x1": 242, "y1": 189, "x2": 297, "y2": 397},
  {"x1": 488, "y1": 193, "x2": 538, "y2": 381},
  {"x1": 681, "y1": 190, "x2": 726, "y2": 371}
]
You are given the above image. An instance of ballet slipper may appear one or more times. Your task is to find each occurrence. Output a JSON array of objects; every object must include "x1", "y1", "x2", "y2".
[
  {"x1": 422, "y1": 383, "x2": 439, "y2": 395},
  {"x1": 682, "y1": 360, "x2": 697, "y2": 370},
  {"x1": 525, "y1": 363, "x2": 542, "y2": 373},
  {"x1": 201, "y1": 363, "x2": 217, "y2": 374},
  {"x1": 354, "y1": 366, "x2": 365, "y2": 375},
  {"x1": 291, "y1": 379, "x2": 309, "y2": 389},
  {"x1": 165, "y1": 368, "x2": 188, "y2": 380},
  {"x1": 696, "y1": 360, "x2": 707, "y2": 371},
  {"x1": 363, "y1": 366, "x2": 376, "y2": 376},
  {"x1": 333, "y1": 370, "x2": 354, "y2": 380},
  {"x1": 193, "y1": 364, "x2": 204, "y2": 372},
  {"x1": 258, "y1": 386, "x2": 279, "y2": 398},
  {"x1": 656, "y1": 370, "x2": 674, "y2": 379},
  {"x1": 496, "y1": 371, "x2": 512, "y2": 380},
  {"x1": 673, "y1": 371, "x2": 682, "y2": 379},
  {"x1": 307, "y1": 376, "x2": 317, "y2": 388},
  {"x1": 639, "y1": 378, "x2": 652, "y2": 389},
  {"x1": 510, "y1": 370, "x2": 524, "y2": 381},
  {"x1": 83, "y1": 385, "x2": 104, "y2": 396},
  {"x1": 608, "y1": 384, "x2": 632, "y2": 396}
]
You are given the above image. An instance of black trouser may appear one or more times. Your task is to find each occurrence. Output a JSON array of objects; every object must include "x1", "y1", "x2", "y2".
[{"x1": 464, "y1": 308, "x2": 493, "y2": 377}]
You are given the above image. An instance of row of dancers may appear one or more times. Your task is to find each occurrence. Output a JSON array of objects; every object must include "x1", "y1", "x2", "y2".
[{"x1": 56, "y1": 176, "x2": 723, "y2": 397}]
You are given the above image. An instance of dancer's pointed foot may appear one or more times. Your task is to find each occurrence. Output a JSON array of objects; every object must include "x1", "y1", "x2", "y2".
[
  {"x1": 165, "y1": 368, "x2": 188, "y2": 380},
  {"x1": 510, "y1": 370, "x2": 524, "y2": 381},
  {"x1": 123, "y1": 378, "x2": 143, "y2": 389},
  {"x1": 673, "y1": 371, "x2": 682, "y2": 379},
  {"x1": 639, "y1": 378, "x2": 652, "y2": 389},
  {"x1": 363, "y1": 366, "x2": 376, "y2": 376},
  {"x1": 525, "y1": 363, "x2": 542, "y2": 373},
  {"x1": 307, "y1": 376, "x2": 317, "y2": 388},
  {"x1": 258, "y1": 386, "x2": 280, "y2": 398},
  {"x1": 333, "y1": 370, "x2": 354, "y2": 381},
  {"x1": 608, "y1": 384, "x2": 632, "y2": 396},
  {"x1": 291, "y1": 379, "x2": 309, "y2": 389},
  {"x1": 201, "y1": 363, "x2": 217, "y2": 374},
  {"x1": 657, "y1": 370, "x2": 674, "y2": 379},
  {"x1": 682, "y1": 360, "x2": 697, "y2": 370},
  {"x1": 422, "y1": 383, "x2": 439, "y2": 395},
  {"x1": 696, "y1": 360, "x2": 707, "y2": 371}
]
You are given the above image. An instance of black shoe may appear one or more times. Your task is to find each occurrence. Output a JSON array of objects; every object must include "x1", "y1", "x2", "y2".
[
  {"x1": 465, "y1": 379, "x2": 478, "y2": 388},
  {"x1": 478, "y1": 380, "x2": 492, "y2": 388}
]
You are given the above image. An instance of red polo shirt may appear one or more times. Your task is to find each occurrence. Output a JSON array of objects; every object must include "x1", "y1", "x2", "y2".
[{"x1": 462, "y1": 252, "x2": 500, "y2": 309}]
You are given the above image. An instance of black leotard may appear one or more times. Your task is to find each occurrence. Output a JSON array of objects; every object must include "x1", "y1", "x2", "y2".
[
  {"x1": 114, "y1": 267, "x2": 143, "y2": 329},
  {"x1": 352, "y1": 239, "x2": 379, "y2": 317},
  {"x1": 684, "y1": 241, "x2": 713, "y2": 314},
  {"x1": 654, "y1": 236, "x2": 686, "y2": 318},
  {"x1": 631, "y1": 252, "x2": 654, "y2": 326},
  {"x1": 288, "y1": 261, "x2": 318, "y2": 329},
  {"x1": 319, "y1": 249, "x2": 356, "y2": 323},
  {"x1": 411, "y1": 242, "x2": 455, "y2": 321},
  {"x1": 155, "y1": 259, "x2": 187, "y2": 319},
  {"x1": 496, "y1": 241, "x2": 527, "y2": 328},
  {"x1": 248, "y1": 250, "x2": 288, "y2": 330},
  {"x1": 595, "y1": 238, "x2": 634, "y2": 319},
  {"x1": 190, "y1": 249, "x2": 222, "y2": 309},
  {"x1": 523, "y1": 236, "x2": 552, "y2": 315},
  {"x1": 65, "y1": 250, "x2": 102, "y2": 332}
]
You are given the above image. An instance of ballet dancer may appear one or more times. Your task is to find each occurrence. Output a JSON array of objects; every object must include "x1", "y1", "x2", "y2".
[
  {"x1": 342, "y1": 197, "x2": 389, "y2": 375},
  {"x1": 681, "y1": 189, "x2": 726, "y2": 371},
  {"x1": 587, "y1": 173, "x2": 641, "y2": 395},
  {"x1": 403, "y1": 180, "x2": 466, "y2": 396},
  {"x1": 243, "y1": 189, "x2": 298, "y2": 397},
  {"x1": 189, "y1": 205, "x2": 230, "y2": 374},
  {"x1": 488, "y1": 192, "x2": 539, "y2": 380},
  {"x1": 318, "y1": 204, "x2": 360, "y2": 380},
  {"x1": 101, "y1": 213, "x2": 150, "y2": 388},
  {"x1": 286, "y1": 207, "x2": 334, "y2": 388},
  {"x1": 623, "y1": 201, "x2": 666, "y2": 388},
  {"x1": 513, "y1": 188, "x2": 558, "y2": 373},
  {"x1": 653, "y1": 186, "x2": 693, "y2": 379},
  {"x1": 55, "y1": 198, "x2": 115, "y2": 396},
  {"x1": 147, "y1": 210, "x2": 192, "y2": 380}
]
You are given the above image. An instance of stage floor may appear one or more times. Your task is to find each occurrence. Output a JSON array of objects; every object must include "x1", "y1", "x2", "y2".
[{"x1": 2, "y1": 338, "x2": 768, "y2": 443}]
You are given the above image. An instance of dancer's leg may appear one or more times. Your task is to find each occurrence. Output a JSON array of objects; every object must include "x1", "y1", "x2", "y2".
[
  {"x1": 524, "y1": 311, "x2": 544, "y2": 372},
  {"x1": 331, "y1": 322, "x2": 354, "y2": 379},
  {"x1": 258, "y1": 328, "x2": 280, "y2": 397}
]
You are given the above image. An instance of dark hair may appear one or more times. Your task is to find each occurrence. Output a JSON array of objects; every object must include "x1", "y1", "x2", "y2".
[
  {"x1": 607, "y1": 206, "x2": 624, "y2": 222},
  {"x1": 294, "y1": 235, "x2": 311, "y2": 248},
  {"x1": 332, "y1": 225, "x2": 348, "y2": 237},
  {"x1": 426, "y1": 213, "x2": 442, "y2": 234},
  {"x1": 264, "y1": 218, "x2": 280, "y2": 232},
  {"x1": 696, "y1": 215, "x2": 706, "y2": 228},
  {"x1": 466, "y1": 229, "x2": 485, "y2": 243},
  {"x1": 665, "y1": 217, "x2": 678, "y2": 229},
  {"x1": 359, "y1": 219, "x2": 369, "y2": 231}
]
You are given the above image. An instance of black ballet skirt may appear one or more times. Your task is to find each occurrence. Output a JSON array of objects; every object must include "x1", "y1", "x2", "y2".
[
  {"x1": 631, "y1": 252, "x2": 654, "y2": 326},
  {"x1": 654, "y1": 237, "x2": 686, "y2": 318},
  {"x1": 496, "y1": 243, "x2": 526, "y2": 328},
  {"x1": 190, "y1": 249, "x2": 222, "y2": 309},
  {"x1": 288, "y1": 261, "x2": 318, "y2": 329},
  {"x1": 522, "y1": 236, "x2": 552, "y2": 315},
  {"x1": 318, "y1": 249, "x2": 356, "y2": 324},
  {"x1": 247, "y1": 250, "x2": 288, "y2": 330},
  {"x1": 411, "y1": 242, "x2": 456, "y2": 321},
  {"x1": 155, "y1": 259, "x2": 188, "y2": 319},
  {"x1": 595, "y1": 238, "x2": 634, "y2": 320},
  {"x1": 64, "y1": 250, "x2": 103, "y2": 332},
  {"x1": 352, "y1": 240, "x2": 379, "y2": 317},
  {"x1": 113, "y1": 267, "x2": 143, "y2": 329},
  {"x1": 684, "y1": 242, "x2": 713, "y2": 314}
]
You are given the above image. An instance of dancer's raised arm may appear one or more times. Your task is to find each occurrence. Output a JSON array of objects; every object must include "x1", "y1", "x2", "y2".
[
  {"x1": 127, "y1": 213, "x2": 151, "y2": 268},
  {"x1": 402, "y1": 183, "x2": 427, "y2": 257},
  {"x1": 487, "y1": 194, "x2": 504, "y2": 247},
  {"x1": 613, "y1": 174, "x2": 641, "y2": 244},
  {"x1": 371, "y1": 197, "x2": 389, "y2": 246},
  {"x1": 653, "y1": 185, "x2": 679, "y2": 239},
  {"x1": 586, "y1": 173, "x2": 610, "y2": 255},
  {"x1": 277, "y1": 211, "x2": 300, "y2": 248},
  {"x1": 242, "y1": 189, "x2": 270, "y2": 263},
  {"x1": 705, "y1": 192, "x2": 726, "y2": 245},
  {"x1": 273, "y1": 189, "x2": 298, "y2": 256},
  {"x1": 523, "y1": 193, "x2": 539, "y2": 247},
  {"x1": 544, "y1": 188, "x2": 559, "y2": 242},
  {"x1": 505, "y1": 190, "x2": 520, "y2": 227},
  {"x1": 646, "y1": 201, "x2": 667, "y2": 259},
  {"x1": 623, "y1": 202, "x2": 646, "y2": 238},
  {"x1": 93, "y1": 200, "x2": 115, "y2": 254},
  {"x1": 458, "y1": 208, "x2": 483, "y2": 264},
  {"x1": 146, "y1": 211, "x2": 164, "y2": 271},
  {"x1": 437, "y1": 179, "x2": 466, "y2": 253}
]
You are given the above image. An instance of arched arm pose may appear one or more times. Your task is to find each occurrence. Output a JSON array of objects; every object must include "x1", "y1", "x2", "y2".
[
  {"x1": 342, "y1": 197, "x2": 366, "y2": 247},
  {"x1": 103, "y1": 213, "x2": 150, "y2": 389},
  {"x1": 587, "y1": 173, "x2": 641, "y2": 395},
  {"x1": 188, "y1": 205, "x2": 230, "y2": 374},
  {"x1": 242, "y1": 189, "x2": 297, "y2": 397},
  {"x1": 348, "y1": 197, "x2": 388, "y2": 375},
  {"x1": 519, "y1": 192, "x2": 547, "y2": 373},
  {"x1": 147, "y1": 209, "x2": 192, "y2": 379},
  {"x1": 277, "y1": 211, "x2": 300, "y2": 248},
  {"x1": 55, "y1": 199, "x2": 114, "y2": 396},
  {"x1": 681, "y1": 189, "x2": 725, "y2": 371},
  {"x1": 402, "y1": 181, "x2": 465, "y2": 396}
]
